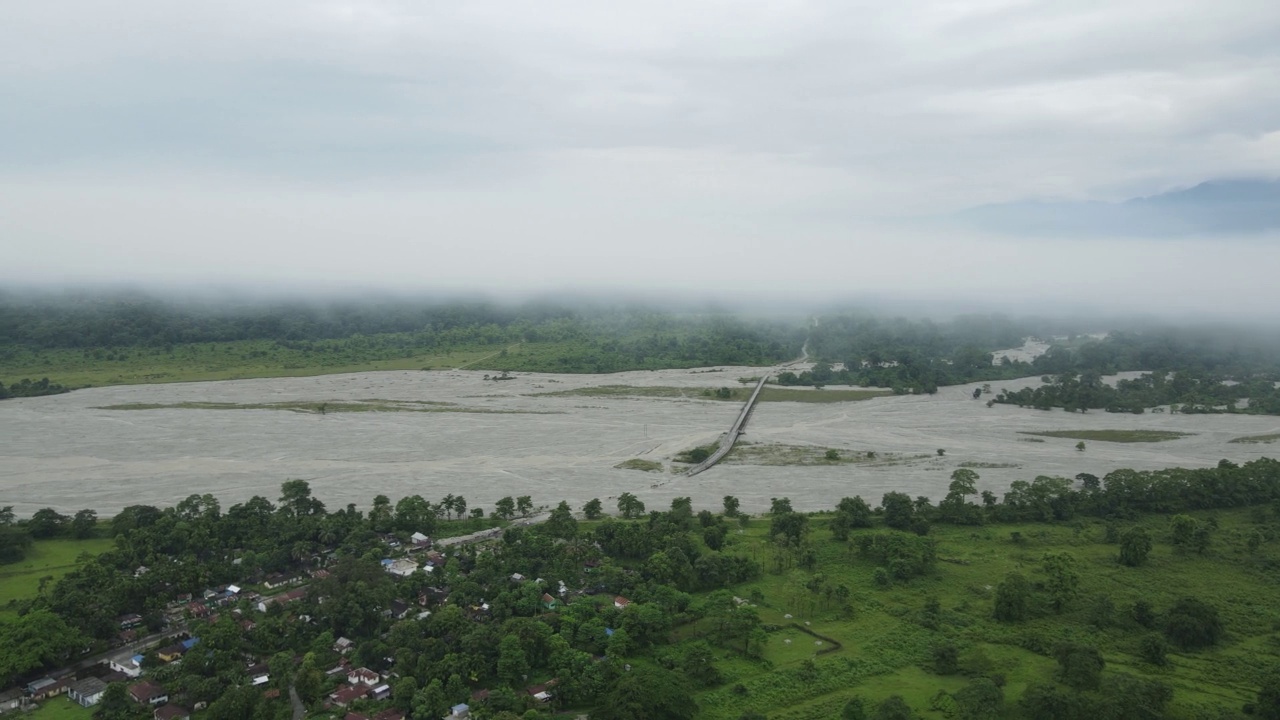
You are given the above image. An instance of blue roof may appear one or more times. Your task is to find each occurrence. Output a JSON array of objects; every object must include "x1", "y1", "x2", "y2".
[
  {"x1": 181, "y1": 637, "x2": 200, "y2": 649},
  {"x1": 380, "y1": 558, "x2": 394, "y2": 565},
  {"x1": 132, "y1": 654, "x2": 144, "y2": 663},
  {"x1": 605, "y1": 628, "x2": 615, "y2": 636}
]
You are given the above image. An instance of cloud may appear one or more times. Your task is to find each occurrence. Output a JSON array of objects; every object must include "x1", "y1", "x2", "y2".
[{"x1": 1, "y1": 0, "x2": 1279, "y2": 307}]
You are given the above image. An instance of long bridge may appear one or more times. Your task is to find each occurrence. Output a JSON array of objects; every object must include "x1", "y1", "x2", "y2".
[{"x1": 686, "y1": 372, "x2": 770, "y2": 477}]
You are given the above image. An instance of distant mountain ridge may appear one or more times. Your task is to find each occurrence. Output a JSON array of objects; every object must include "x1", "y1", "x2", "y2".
[{"x1": 954, "y1": 178, "x2": 1280, "y2": 236}]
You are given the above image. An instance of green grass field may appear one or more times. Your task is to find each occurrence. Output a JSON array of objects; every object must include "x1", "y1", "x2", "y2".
[
  {"x1": 23, "y1": 698, "x2": 94, "y2": 720},
  {"x1": 686, "y1": 508, "x2": 1280, "y2": 719},
  {"x1": 1018, "y1": 430, "x2": 1193, "y2": 443},
  {"x1": 0, "y1": 538, "x2": 114, "y2": 616},
  {"x1": 0, "y1": 340, "x2": 507, "y2": 388}
]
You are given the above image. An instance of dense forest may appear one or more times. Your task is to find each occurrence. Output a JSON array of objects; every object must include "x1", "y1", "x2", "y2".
[
  {"x1": 3, "y1": 457, "x2": 1280, "y2": 719},
  {"x1": 5, "y1": 293, "x2": 1280, "y2": 416}
]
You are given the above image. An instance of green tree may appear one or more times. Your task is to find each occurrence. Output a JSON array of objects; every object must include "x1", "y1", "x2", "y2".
[
  {"x1": 1164, "y1": 596, "x2": 1223, "y2": 650},
  {"x1": 1041, "y1": 552, "x2": 1079, "y2": 613},
  {"x1": 722, "y1": 496, "x2": 740, "y2": 517},
  {"x1": 516, "y1": 495, "x2": 534, "y2": 517},
  {"x1": 583, "y1": 498, "x2": 604, "y2": 519},
  {"x1": 1257, "y1": 666, "x2": 1280, "y2": 720},
  {"x1": 933, "y1": 641, "x2": 959, "y2": 675},
  {"x1": 93, "y1": 682, "x2": 135, "y2": 720},
  {"x1": 872, "y1": 695, "x2": 914, "y2": 720},
  {"x1": 770, "y1": 497, "x2": 793, "y2": 514},
  {"x1": 595, "y1": 665, "x2": 695, "y2": 720},
  {"x1": 993, "y1": 572, "x2": 1030, "y2": 622},
  {"x1": 494, "y1": 496, "x2": 517, "y2": 520},
  {"x1": 953, "y1": 677, "x2": 1003, "y2": 720},
  {"x1": 545, "y1": 501, "x2": 578, "y2": 539},
  {"x1": 27, "y1": 508, "x2": 68, "y2": 539},
  {"x1": 1139, "y1": 634, "x2": 1168, "y2": 666},
  {"x1": 1118, "y1": 527, "x2": 1152, "y2": 567},
  {"x1": 617, "y1": 493, "x2": 646, "y2": 519},
  {"x1": 1054, "y1": 642, "x2": 1105, "y2": 690},
  {"x1": 70, "y1": 509, "x2": 98, "y2": 539},
  {"x1": 841, "y1": 697, "x2": 868, "y2": 720},
  {"x1": 881, "y1": 492, "x2": 915, "y2": 530},
  {"x1": 498, "y1": 635, "x2": 529, "y2": 686}
]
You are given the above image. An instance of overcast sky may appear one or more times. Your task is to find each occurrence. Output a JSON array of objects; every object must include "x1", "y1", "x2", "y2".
[{"x1": 3, "y1": 1, "x2": 1279, "y2": 313}]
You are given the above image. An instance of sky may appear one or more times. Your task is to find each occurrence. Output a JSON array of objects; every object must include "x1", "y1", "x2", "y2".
[{"x1": 2, "y1": 1, "x2": 1279, "y2": 313}]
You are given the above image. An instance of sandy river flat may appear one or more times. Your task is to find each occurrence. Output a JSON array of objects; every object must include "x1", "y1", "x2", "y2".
[{"x1": 2, "y1": 367, "x2": 1278, "y2": 515}]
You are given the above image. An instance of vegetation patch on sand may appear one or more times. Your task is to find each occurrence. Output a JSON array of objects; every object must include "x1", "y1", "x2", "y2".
[
  {"x1": 1228, "y1": 432, "x2": 1280, "y2": 444},
  {"x1": 533, "y1": 385, "x2": 723, "y2": 400},
  {"x1": 674, "y1": 442, "x2": 722, "y2": 464},
  {"x1": 724, "y1": 443, "x2": 926, "y2": 467},
  {"x1": 957, "y1": 461, "x2": 1022, "y2": 469},
  {"x1": 533, "y1": 385, "x2": 889, "y2": 404},
  {"x1": 94, "y1": 400, "x2": 555, "y2": 415},
  {"x1": 614, "y1": 458, "x2": 665, "y2": 473},
  {"x1": 758, "y1": 387, "x2": 891, "y2": 403},
  {"x1": 1018, "y1": 429, "x2": 1193, "y2": 443}
]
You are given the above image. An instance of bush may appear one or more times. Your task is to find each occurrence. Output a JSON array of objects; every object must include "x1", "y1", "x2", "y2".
[
  {"x1": 1139, "y1": 634, "x2": 1168, "y2": 666},
  {"x1": 1164, "y1": 596, "x2": 1223, "y2": 650}
]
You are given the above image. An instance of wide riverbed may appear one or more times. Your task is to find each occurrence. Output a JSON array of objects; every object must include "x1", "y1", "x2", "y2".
[{"x1": 3, "y1": 367, "x2": 1278, "y2": 515}]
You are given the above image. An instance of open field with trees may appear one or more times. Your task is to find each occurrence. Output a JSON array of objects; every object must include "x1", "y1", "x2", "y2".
[{"x1": 2, "y1": 459, "x2": 1280, "y2": 718}]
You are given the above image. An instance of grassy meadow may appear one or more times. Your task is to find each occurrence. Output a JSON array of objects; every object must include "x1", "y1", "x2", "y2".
[
  {"x1": 0, "y1": 538, "x2": 114, "y2": 619},
  {"x1": 685, "y1": 508, "x2": 1280, "y2": 719}
]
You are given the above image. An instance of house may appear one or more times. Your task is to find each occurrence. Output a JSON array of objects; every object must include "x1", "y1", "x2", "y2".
[
  {"x1": 510, "y1": 573, "x2": 526, "y2": 582},
  {"x1": 246, "y1": 663, "x2": 270, "y2": 685},
  {"x1": 411, "y1": 531, "x2": 430, "y2": 546},
  {"x1": 226, "y1": 584, "x2": 242, "y2": 595},
  {"x1": 257, "y1": 588, "x2": 306, "y2": 613},
  {"x1": 0, "y1": 687, "x2": 24, "y2": 713},
  {"x1": 187, "y1": 602, "x2": 210, "y2": 619},
  {"x1": 68, "y1": 677, "x2": 108, "y2": 707},
  {"x1": 371, "y1": 683, "x2": 391, "y2": 701},
  {"x1": 262, "y1": 572, "x2": 303, "y2": 590},
  {"x1": 541, "y1": 593, "x2": 559, "y2": 610},
  {"x1": 25, "y1": 677, "x2": 65, "y2": 700},
  {"x1": 157, "y1": 643, "x2": 187, "y2": 663},
  {"x1": 117, "y1": 628, "x2": 139, "y2": 645},
  {"x1": 328, "y1": 685, "x2": 369, "y2": 707},
  {"x1": 333, "y1": 637, "x2": 355, "y2": 654},
  {"x1": 129, "y1": 680, "x2": 168, "y2": 705},
  {"x1": 381, "y1": 558, "x2": 418, "y2": 577},
  {"x1": 310, "y1": 568, "x2": 331, "y2": 580},
  {"x1": 445, "y1": 703, "x2": 471, "y2": 719},
  {"x1": 525, "y1": 679, "x2": 558, "y2": 702},
  {"x1": 388, "y1": 600, "x2": 411, "y2": 620},
  {"x1": 154, "y1": 705, "x2": 191, "y2": 720},
  {"x1": 347, "y1": 667, "x2": 380, "y2": 687},
  {"x1": 344, "y1": 713, "x2": 370, "y2": 720},
  {"x1": 118, "y1": 613, "x2": 144, "y2": 629},
  {"x1": 613, "y1": 596, "x2": 631, "y2": 610},
  {"x1": 110, "y1": 655, "x2": 145, "y2": 678}
]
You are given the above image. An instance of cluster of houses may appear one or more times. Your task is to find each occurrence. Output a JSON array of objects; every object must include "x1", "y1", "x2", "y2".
[
  {"x1": 1, "y1": 529, "x2": 623, "y2": 719},
  {"x1": 1, "y1": 668, "x2": 192, "y2": 719}
]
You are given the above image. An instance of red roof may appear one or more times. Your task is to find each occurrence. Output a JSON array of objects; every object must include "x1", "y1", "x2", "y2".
[
  {"x1": 344, "y1": 713, "x2": 370, "y2": 720},
  {"x1": 614, "y1": 596, "x2": 631, "y2": 607},
  {"x1": 129, "y1": 681, "x2": 166, "y2": 703},
  {"x1": 154, "y1": 705, "x2": 190, "y2": 720},
  {"x1": 329, "y1": 685, "x2": 369, "y2": 705}
]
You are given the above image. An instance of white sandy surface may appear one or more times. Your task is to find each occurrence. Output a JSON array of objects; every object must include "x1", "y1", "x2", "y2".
[{"x1": 2, "y1": 367, "x2": 1278, "y2": 515}]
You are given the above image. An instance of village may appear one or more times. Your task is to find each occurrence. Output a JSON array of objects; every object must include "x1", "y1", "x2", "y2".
[{"x1": 2, "y1": 515, "x2": 624, "y2": 720}]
